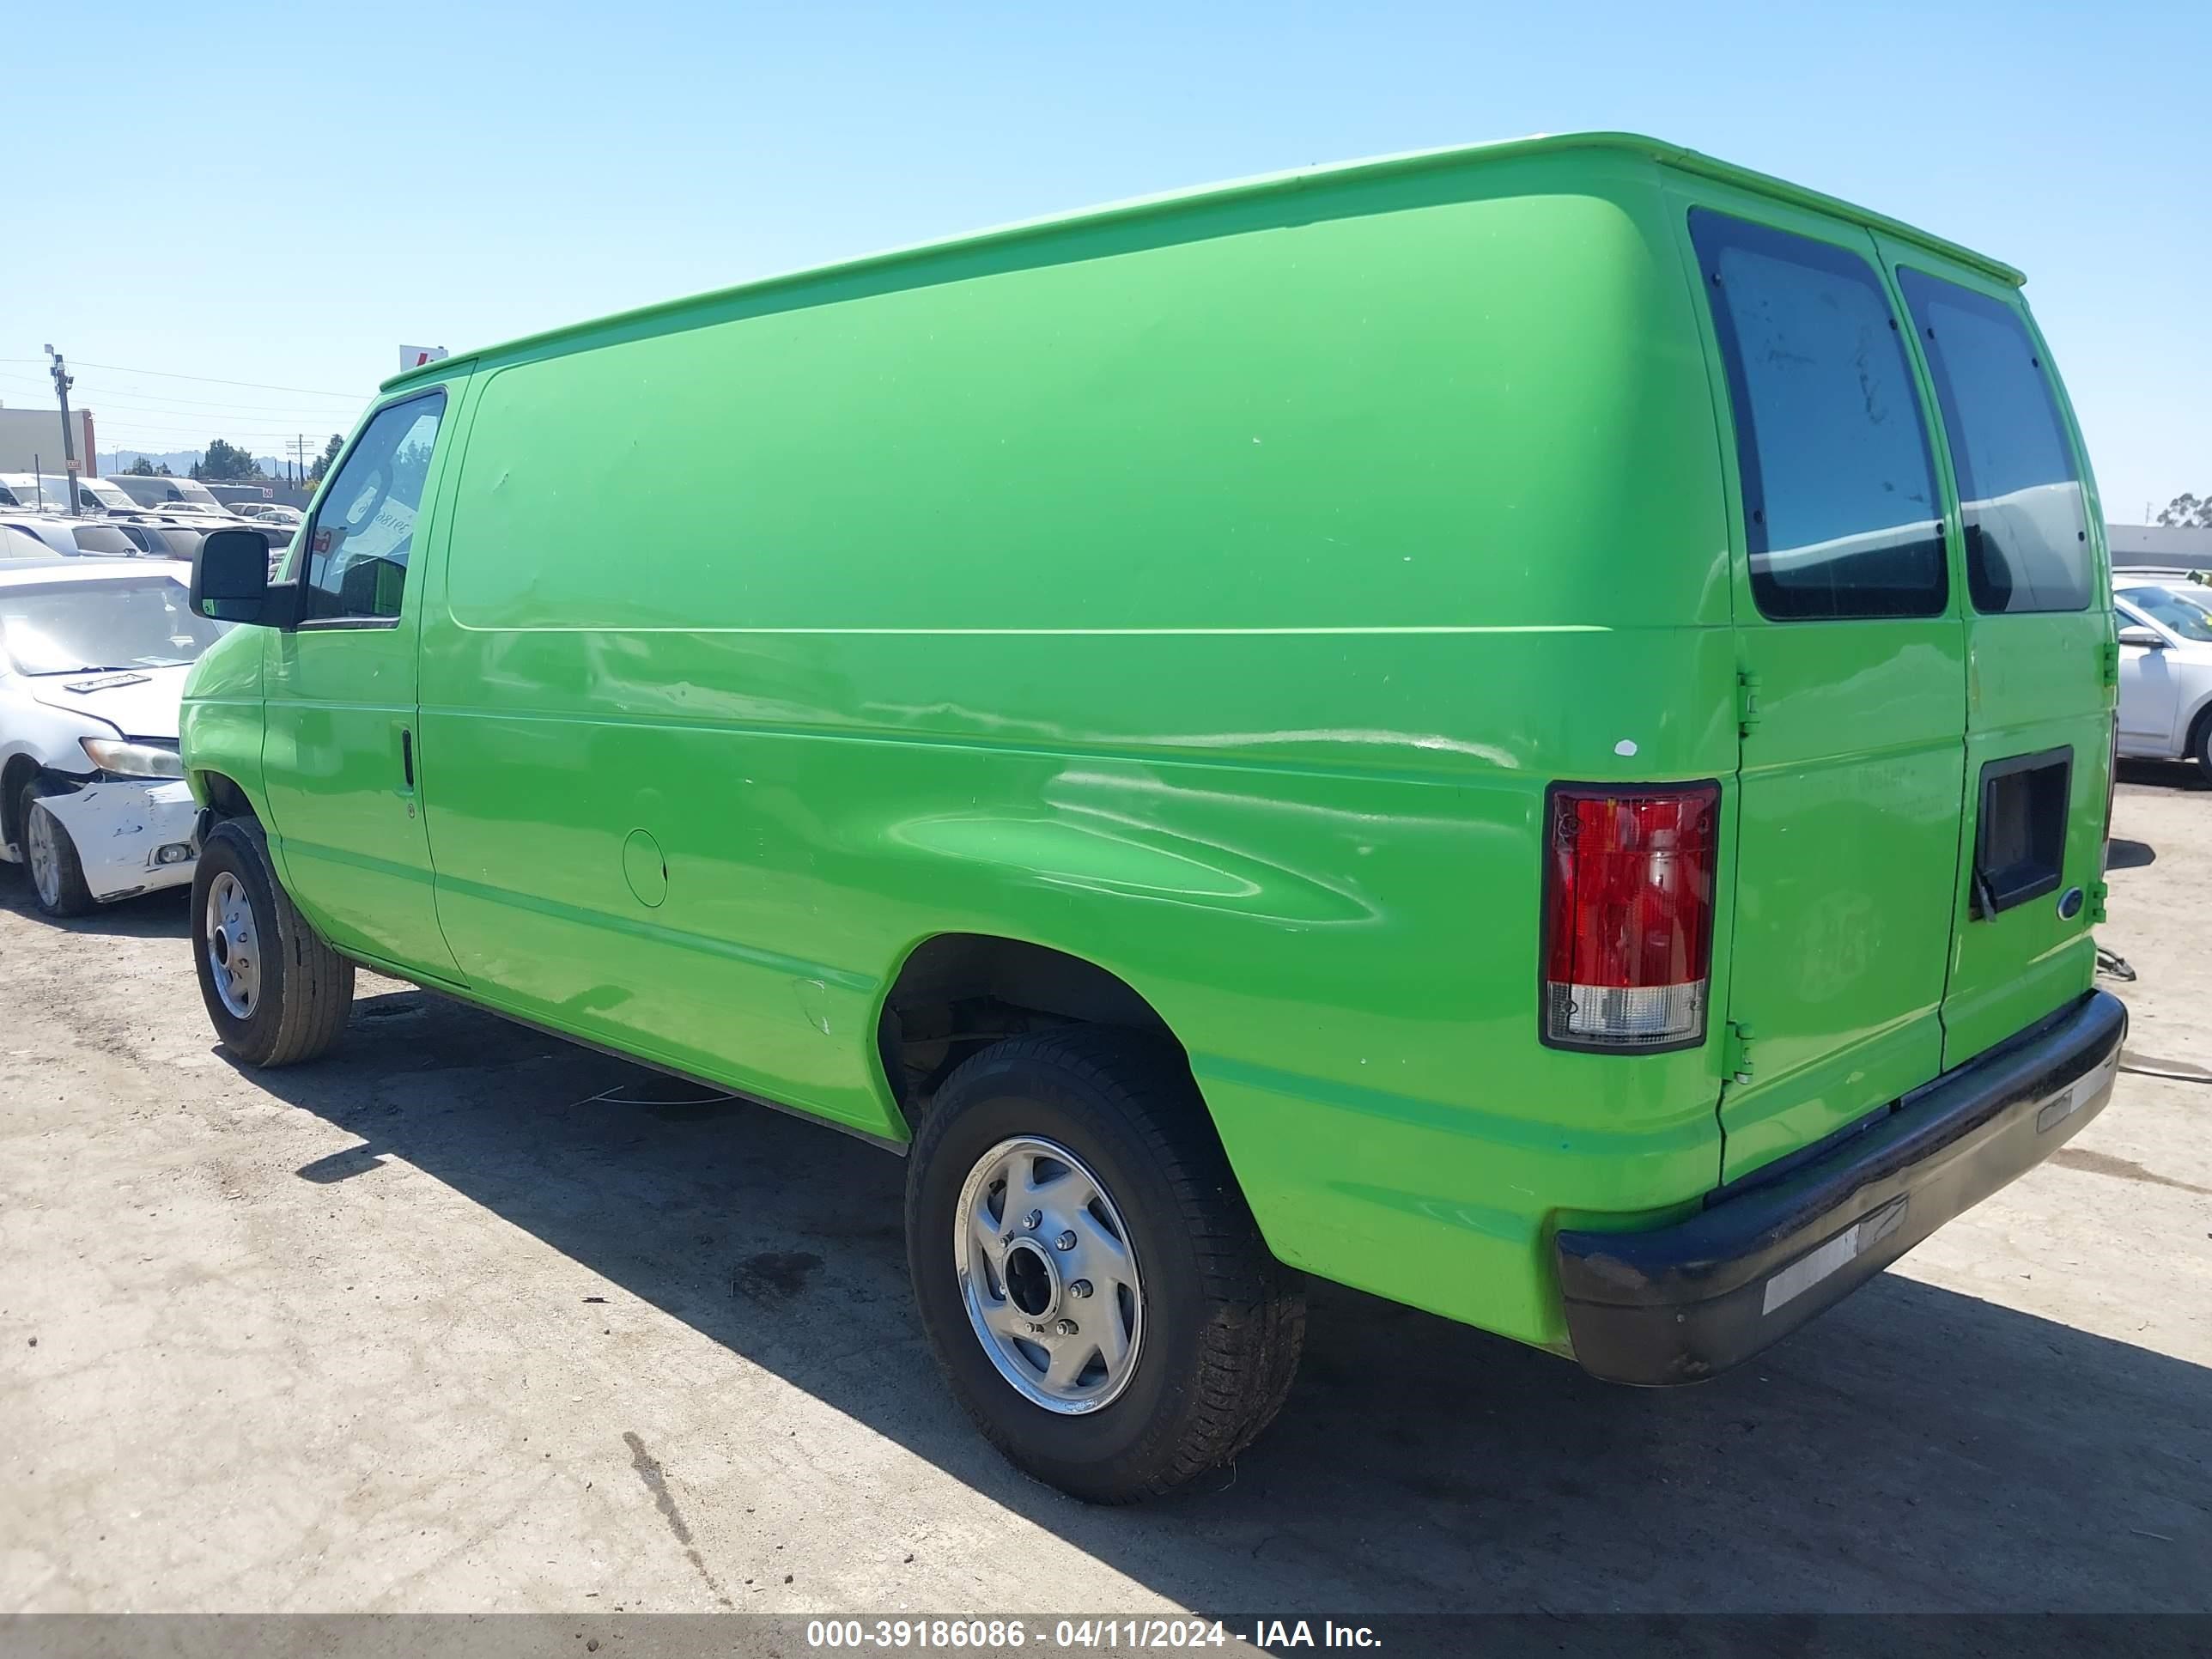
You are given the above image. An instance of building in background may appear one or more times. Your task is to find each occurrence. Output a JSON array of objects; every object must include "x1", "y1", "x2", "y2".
[
  {"x1": 0, "y1": 404, "x2": 96, "y2": 479},
  {"x1": 2110, "y1": 523, "x2": 2212, "y2": 572}
]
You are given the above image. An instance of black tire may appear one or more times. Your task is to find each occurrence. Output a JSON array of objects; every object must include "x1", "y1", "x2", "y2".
[
  {"x1": 191, "y1": 817, "x2": 356, "y2": 1066},
  {"x1": 20, "y1": 780, "x2": 96, "y2": 918},
  {"x1": 905, "y1": 1027, "x2": 1304, "y2": 1503},
  {"x1": 2193, "y1": 708, "x2": 2212, "y2": 785}
]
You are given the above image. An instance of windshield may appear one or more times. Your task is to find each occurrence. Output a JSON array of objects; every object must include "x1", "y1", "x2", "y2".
[
  {"x1": 0, "y1": 576, "x2": 228, "y2": 674},
  {"x1": 76, "y1": 480, "x2": 134, "y2": 511},
  {"x1": 2119, "y1": 584, "x2": 2212, "y2": 644}
]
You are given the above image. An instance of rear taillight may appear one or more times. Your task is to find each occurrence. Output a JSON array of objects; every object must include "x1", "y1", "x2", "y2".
[{"x1": 1541, "y1": 781, "x2": 1719, "y2": 1052}]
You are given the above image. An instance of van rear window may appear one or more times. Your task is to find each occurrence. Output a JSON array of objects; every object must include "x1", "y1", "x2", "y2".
[
  {"x1": 1896, "y1": 270, "x2": 2091, "y2": 615},
  {"x1": 1690, "y1": 210, "x2": 1947, "y2": 621}
]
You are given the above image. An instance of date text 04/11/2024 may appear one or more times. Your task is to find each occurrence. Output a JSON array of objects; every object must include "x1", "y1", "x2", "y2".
[{"x1": 802, "y1": 1619, "x2": 1383, "y2": 1650}]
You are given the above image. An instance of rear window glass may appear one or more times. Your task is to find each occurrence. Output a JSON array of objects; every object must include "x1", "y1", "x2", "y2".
[
  {"x1": 70, "y1": 524, "x2": 137, "y2": 556},
  {"x1": 1690, "y1": 210, "x2": 1946, "y2": 621},
  {"x1": 1897, "y1": 270, "x2": 2090, "y2": 614}
]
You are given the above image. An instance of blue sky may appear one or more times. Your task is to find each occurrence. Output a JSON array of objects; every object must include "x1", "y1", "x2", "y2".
[{"x1": 6, "y1": 1, "x2": 2204, "y2": 516}]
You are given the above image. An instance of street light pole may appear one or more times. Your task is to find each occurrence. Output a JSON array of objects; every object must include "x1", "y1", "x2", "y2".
[{"x1": 44, "y1": 345, "x2": 81, "y2": 516}]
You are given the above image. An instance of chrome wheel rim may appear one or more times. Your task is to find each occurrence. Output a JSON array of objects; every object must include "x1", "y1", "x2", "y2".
[
  {"x1": 956, "y1": 1135, "x2": 1144, "y2": 1414},
  {"x1": 204, "y1": 872, "x2": 259, "y2": 1018},
  {"x1": 26, "y1": 804, "x2": 63, "y2": 909}
]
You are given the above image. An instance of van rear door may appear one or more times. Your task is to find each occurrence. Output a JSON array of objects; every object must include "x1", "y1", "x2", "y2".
[
  {"x1": 1684, "y1": 202, "x2": 1967, "y2": 1185},
  {"x1": 1881, "y1": 247, "x2": 2112, "y2": 1067}
]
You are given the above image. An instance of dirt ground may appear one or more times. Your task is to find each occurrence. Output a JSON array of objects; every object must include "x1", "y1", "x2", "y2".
[{"x1": 2, "y1": 769, "x2": 2207, "y2": 1616}]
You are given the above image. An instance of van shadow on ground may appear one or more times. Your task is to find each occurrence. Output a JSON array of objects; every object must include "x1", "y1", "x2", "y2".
[{"x1": 239, "y1": 989, "x2": 2210, "y2": 1614}]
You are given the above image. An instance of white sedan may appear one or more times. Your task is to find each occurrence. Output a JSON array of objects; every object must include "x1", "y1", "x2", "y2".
[
  {"x1": 2114, "y1": 571, "x2": 2212, "y2": 780},
  {"x1": 0, "y1": 558, "x2": 222, "y2": 916}
]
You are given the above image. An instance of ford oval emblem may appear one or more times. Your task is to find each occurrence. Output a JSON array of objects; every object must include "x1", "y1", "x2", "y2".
[{"x1": 2057, "y1": 885, "x2": 2085, "y2": 921}]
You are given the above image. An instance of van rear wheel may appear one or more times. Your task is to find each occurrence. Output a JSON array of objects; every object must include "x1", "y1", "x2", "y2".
[
  {"x1": 905, "y1": 1028, "x2": 1304, "y2": 1503},
  {"x1": 191, "y1": 817, "x2": 356, "y2": 1066}
]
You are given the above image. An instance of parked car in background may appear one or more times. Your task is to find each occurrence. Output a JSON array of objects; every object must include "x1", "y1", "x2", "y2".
[
  {"x1": 2, "y1": 524, "x2": 56, "y2": 560},
  {"x1": 112, "y1": 519, "x2": 210, "y2": 562},
  {"x1": 0, "y1": 474, "x2": 137, "y2": 515},
  {"x1": 204, "y1": 482, "x2": 275, "y2": 513},
  {"x1": 234, "y1": 503, "x2": 304, "y2": 530},
  {"x1": 1, "y1": 558, "x2": 218, "y2": 915},
  {"x1": 2113, "y1": 569, "x2": 2212, "y2": 778},
  {"x1": 105, "y1": 474, "x2": 238, "y2": 515},
  {"x1": 0, "y1": 516, "x2": 144, "y2": 558},
  {"x1": 72, "y1": 477, "x2": 140, "y2": 515}
]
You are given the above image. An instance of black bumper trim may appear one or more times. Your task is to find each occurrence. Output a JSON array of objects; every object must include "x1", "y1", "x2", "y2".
[{"x1": 1555, "y1": 989, "x2": 2127, "y2": 1385}]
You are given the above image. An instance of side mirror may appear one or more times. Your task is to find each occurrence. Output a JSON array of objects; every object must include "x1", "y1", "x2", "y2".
[
  {"x1": 2116, "y1": 624, "x2": 2166, "y2": 651},
  {"x1": 191, "y1": 527, "x2": 277, "y2": 624}
]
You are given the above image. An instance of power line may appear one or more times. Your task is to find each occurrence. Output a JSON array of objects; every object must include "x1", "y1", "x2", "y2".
[
  {"x1": 0, "y1": 356, "x2": 362, "y2": 400},
  {"x1": 0, "y1": 369, "x2": 357, "y2": 420},
  {"x1": 93, "y1": 417, "x2": 315, "y2": 441}
]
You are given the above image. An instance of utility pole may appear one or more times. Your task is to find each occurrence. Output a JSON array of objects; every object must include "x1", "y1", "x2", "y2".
[{"x1": 44, "y1": 345, "x2": 81, "y2": 515}]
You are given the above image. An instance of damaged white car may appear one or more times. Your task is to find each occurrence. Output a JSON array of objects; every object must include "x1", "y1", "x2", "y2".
[{"x1": 1, "y1": 558, "x2": 224, "y2": 916}]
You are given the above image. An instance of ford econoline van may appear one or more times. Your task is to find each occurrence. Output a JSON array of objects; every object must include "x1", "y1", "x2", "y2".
[{"x1": 179, "y1": 133, "x2": 2126, "y2": 1503}]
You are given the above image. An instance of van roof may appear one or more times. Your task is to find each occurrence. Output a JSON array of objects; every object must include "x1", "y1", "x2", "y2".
[{"x1": 381, "y1": 131, "x2": 2024, "y2": 396}]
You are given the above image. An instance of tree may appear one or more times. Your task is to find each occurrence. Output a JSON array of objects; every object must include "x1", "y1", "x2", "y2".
[
  {"x1": 2157, "y1": 493, "x2": 2211, "y2": 530},
  {"x1": 307, "y1": 432, "x2": 344, "y2": 484},
  {"x1": 125, "y1": 456, "x2": 158, "y2": 475},
  {"x1": 194, "y1": 438, "x2": 263, "y2": 483}
]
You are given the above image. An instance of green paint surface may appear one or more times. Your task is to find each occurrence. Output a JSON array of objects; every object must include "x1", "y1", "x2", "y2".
[{"x1": 184, "y1": 134, "x2": 2109, "y2": 1351}]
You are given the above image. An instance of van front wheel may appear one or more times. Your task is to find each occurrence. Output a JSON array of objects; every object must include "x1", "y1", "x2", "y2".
[
  {"x1": 905, "y1": 1028, "x2": 1304, "y2": 1503},
  {"x1": 191, "y1": 817, "x2": 356, "y2": 1066}
]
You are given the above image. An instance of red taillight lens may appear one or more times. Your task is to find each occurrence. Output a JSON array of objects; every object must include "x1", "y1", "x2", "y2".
[{"x1": 1541, "y1": 782, "x2": 1719, "y2": 1051}]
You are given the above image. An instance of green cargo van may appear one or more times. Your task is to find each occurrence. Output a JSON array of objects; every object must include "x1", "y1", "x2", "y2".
[{"x1": 179, "y1": 132, "x2": 2126, "y2": 1502}]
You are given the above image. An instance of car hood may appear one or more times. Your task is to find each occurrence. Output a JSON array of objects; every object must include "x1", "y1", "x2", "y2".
[{"x1": 27, "y1": 663, "x2": 189, "y2": 740}]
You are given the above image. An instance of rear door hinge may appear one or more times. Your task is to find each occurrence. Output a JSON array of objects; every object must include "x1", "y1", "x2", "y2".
[
  {"x1": 2099, "y1": 641, "x2": 2120, "y2": 687},
  {"x1": 1723, "y1": 1019, "x2": 1755, "y2": 1085},
  {"x1": 1735, "y1": 670, "x2": 1763, "y2": 737},
  {"x1": 2088, "y1": 881, "x2": 2109, "y2": 925}
]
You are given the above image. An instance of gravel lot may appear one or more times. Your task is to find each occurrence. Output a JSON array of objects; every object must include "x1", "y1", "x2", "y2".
[{"x1": 3, "y1": 769, "x2": 2207, "y2": 1615}]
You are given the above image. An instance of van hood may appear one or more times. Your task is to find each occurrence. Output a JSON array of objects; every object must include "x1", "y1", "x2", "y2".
[{"x1": 27, "y1": 663, "x2": 189, "y2": 740}]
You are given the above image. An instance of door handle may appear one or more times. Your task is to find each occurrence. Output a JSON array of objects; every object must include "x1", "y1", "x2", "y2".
[{"x1": 400, "y1": 726, "x2": 416, "y2": 790}]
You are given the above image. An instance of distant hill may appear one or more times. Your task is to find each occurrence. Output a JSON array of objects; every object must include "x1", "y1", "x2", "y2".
[{"x1": 99, "y1": 448, "x2": 288, "y2": 480}]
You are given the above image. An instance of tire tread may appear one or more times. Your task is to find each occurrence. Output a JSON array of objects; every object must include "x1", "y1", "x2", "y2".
[{"x1": 196, "y1": 817, "x2": 354, "y2": 1066}]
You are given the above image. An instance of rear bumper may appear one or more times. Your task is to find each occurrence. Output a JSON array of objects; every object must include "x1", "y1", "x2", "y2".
[{"x1": 1555, "y1": 989, "x2": 2126, "y2": 1385}]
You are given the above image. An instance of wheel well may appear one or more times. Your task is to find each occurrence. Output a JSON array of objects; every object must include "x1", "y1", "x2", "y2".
[
  {"x1": 878, "y1": 933, "x2": 1180, "y2": 1121},
  {"x1": 195, "y1": 771, "x2": 257, "y2": 823},
  {"x1": 2187, "y1": 698, "x2": 2212, "y2": 763},
  {"x1": 1, "y1": 753, "x2": 45, "y2": 850}
]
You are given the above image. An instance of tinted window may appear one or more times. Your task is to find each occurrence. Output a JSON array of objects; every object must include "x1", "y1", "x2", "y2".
[
  {"x1": 1897, "y1": 270, "x2": 2089, "y2": 614},
  {"x1": 301, "y1": 392, "x2": 447, "y2": 622},
  {"x1": 1691, "y1": 210, "x2": 1946, "y2": 620}
]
